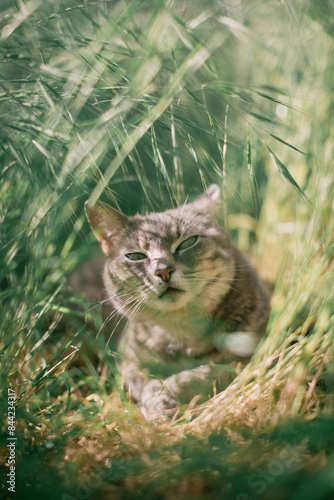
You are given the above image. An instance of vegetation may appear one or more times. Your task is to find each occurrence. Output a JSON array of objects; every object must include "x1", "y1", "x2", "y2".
[{"x1": 0, "y1": 0, "x2": 333, "y2": 498}]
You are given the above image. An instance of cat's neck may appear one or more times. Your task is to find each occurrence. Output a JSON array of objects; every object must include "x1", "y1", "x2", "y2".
[{"x1": 135, "y1": 301, "x2": 216, "y2": 338}]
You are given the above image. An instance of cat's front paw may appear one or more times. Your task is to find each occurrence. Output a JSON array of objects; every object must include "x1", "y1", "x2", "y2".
[{"x1": 140, "y1": 380, "x2": 177, "y2": 421}]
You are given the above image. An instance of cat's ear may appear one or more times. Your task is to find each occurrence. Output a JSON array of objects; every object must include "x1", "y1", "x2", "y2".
[
  {"x1": 85, "y1": 201, "x2": 129, "y2": 255},
  {"x1": 191, "y1": 184, "x2": 221, "y2": 216}
]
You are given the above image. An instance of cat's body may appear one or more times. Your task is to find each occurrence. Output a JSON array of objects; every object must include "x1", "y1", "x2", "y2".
[{"x1": 85, "y1": 185, "x2": 270, "y2": 419}]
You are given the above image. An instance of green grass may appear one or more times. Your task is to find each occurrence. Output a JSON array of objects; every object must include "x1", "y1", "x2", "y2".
[{"x1": 0, "y1": 0, "x2": 333, "y2": 498}]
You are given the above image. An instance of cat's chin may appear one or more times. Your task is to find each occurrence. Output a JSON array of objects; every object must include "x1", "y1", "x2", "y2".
[
  {"x1": 158, "y1": 286, "x2": 184, "y2": 299},
  {"x1": 149, "y1": 287, "x2": 192, "y2": 312}
]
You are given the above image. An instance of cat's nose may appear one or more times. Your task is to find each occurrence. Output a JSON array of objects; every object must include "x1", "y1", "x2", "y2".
[{"x1": 155, "y1": 265, "x2": 176, "y2": 283}]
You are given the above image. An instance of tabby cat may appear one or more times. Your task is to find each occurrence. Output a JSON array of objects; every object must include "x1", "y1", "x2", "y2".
[{"x1": 85, "y1": 185, "x2": 270, "y2": 420}]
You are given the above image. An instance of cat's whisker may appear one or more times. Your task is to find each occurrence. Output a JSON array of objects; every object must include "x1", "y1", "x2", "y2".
[
  {"x1": 104, "y1": 295, "x2": 147, "y2": 346},
  {"x1": 102, "y1": 295, "x2": 139, "y2": 333},
  {"x1": 108, "y1": 297, "x2": 148, "y2": 344},
  {"x1": 102, "y1": 288, "x2": 141, "y2": 302},
  {"x1": 184, "y1": 276, "x2": 248, "y2": 283},
  {"x1": 100, "y1": 287, "x2": 145, "y2": 323},
  {"x1": 85, "y1": 299, "x2": 109, "y2": 312},
  {"x1": 92, "y1": 296, "x2": 140, "y2": 329},
  {"x1": 128, "y1": 297, "x2": 148, "y2": 321},
  {"x1": 99, "y1": 300, "x2": 132, "y2": 333},
  {"x1": 100, "y1": 298, "x2": 143, "y2": 342},
  {"x1": 180, "y1": 275, "x2": 247, "y2": 297},
  {"x1": 86, "y1": 288, "x2": 141, "y2": 314},
  {"x1": 184, "y1": 263, "x2": 251, "y2": 278}
]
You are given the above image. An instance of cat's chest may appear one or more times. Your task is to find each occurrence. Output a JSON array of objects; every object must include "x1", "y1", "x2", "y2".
[{"x1": 132, "y1": 314, "x2": 217, "y2": 358}]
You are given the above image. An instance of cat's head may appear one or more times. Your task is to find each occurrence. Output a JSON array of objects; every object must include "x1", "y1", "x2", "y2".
[{"x1": 85, "y1": 185, "x2": 235, "y2": 316}]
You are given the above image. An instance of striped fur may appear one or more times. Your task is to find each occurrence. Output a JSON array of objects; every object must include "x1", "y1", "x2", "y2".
[{"x1": 85, "y1": 185, "x2": 270, "y2": 420}]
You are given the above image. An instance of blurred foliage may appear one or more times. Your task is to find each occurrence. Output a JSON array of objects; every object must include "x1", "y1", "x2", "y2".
[{"x1": 308, "y1": 0, "x2": 334, "y2": 37}]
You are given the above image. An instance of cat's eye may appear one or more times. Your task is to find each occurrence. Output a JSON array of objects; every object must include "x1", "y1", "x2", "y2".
[
  {"x1": 126, "y1": 252, "x2": 147, "y2": 261},
  {"x1": 176, "y1": 236, "x2": 198, "y2": 252}
]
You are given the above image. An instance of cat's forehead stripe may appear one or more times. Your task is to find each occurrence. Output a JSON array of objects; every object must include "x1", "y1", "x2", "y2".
[
  {"x1": 136, "y1": 220, "x2": 180, "y2": 238},
  {"x1": 136, "y1": 229, "x2": 170, "y2": 239},
  {"x1": 124, "y1": 208, "x2": 213, "y2": 252}
]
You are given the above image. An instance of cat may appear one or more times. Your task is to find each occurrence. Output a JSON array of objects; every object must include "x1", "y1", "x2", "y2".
[{"x1": 85, "y1": 185, "x2": 270, "y2": 420}]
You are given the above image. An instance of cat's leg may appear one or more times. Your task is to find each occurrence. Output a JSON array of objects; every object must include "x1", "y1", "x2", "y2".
[
  {"x1": 121, "y1": 359, "x2": 181, "y2": 420},
  {"x1": 121, "y1": 361, "x2": 152, "y2": 405},
  {"x1": 140, "y1": 377, "x2": 178, "y2": 420},
  {"x1": 140, "y1": 364, "x2": 236, "y2": 420}
]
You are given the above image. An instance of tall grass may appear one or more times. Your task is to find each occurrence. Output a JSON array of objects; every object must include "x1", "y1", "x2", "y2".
[{"x1": 0, "y1": 0, "x2": 333, "y2": 498}]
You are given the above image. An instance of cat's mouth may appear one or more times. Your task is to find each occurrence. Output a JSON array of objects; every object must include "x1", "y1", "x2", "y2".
[{"x1": 158, "y1": 286, "x2": 185, "y2": 299}]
